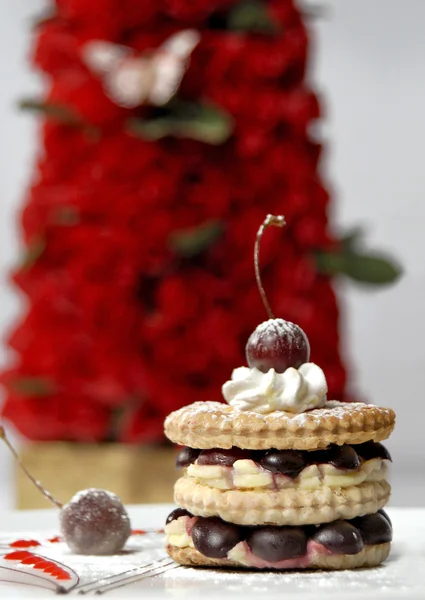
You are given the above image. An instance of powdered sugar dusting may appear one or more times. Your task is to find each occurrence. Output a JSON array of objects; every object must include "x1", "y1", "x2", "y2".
[
  {"x1": 161, "y1": 551, "x2": 422, "y2": 596},
  {"x1": 169, "y1": 400, "x2": 390, "y2": 426},
  {"x1": 291, "y1": 402, "x2": 371, "y2": 424},
  {"x1": 248, "y1": 318, "x2": 309, "y2": 353},
  {"x1": 67, "y1": 488, "x2": 119, "y2": 506},
  {"x1": 258, "y1": 318, "x2": 298, "y2": 334},
  {"x1": 254, "y1": 318, "x2": 302, "y2": 338},
  {"x1": 175, "y1": 401, "x2": 234, "y2": 423}
]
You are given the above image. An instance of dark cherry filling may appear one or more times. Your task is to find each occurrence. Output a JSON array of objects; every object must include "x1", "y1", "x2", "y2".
[
  {"x1": 166, "y1": 511, "x2": 392, "y2": 562},
  {"x1": 175, "y1": 447, "x2": 201, "y2": 469},
  {"x1": 258, "y1": 449, "x2": 305, "y2": 478},
  {"x1": 351, "y1": 441, "x2": 392, "y2": 462},
  {"x1": 197, "y1": 447, "x2": 248, "y2": 467},
  {"x1": 306, "y1": 444, "x2": 361, "y2": 471},
  {"x1": 312, "y1": 520, "x2": 364, "y2": 555},
  {"x1": 166, "y1": 508, "x2": 192, "y2": 525},
  {"x1": 247, "y1": 526, "x2": 307, "y2": 562},
  {"x1": 378, "y1": 508, "x2": 392, "y2": 528},
  {"x1": 191, "y1": 517, "x2": 245, "y2": 559},
  {"x1": 175, "y1": 441, "x2": 390, "y2": 477},
  {"x1": 349, "y1": 512, "x2": 393, "y2": 545}
]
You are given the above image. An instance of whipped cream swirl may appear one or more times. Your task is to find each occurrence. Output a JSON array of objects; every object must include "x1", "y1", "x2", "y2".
[{"x1": 222, "y1": 364, "x2": 327, "y2": 414}]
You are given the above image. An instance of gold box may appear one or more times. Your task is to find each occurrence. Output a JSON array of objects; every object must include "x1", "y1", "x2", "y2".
[{"x1": 16, "y1": 442, "x2": 176, "y2": 509}]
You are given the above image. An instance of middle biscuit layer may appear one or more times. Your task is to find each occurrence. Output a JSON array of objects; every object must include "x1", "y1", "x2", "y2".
[{"x1": 174, "y1": 476, "x2": 391, "y2": 526}]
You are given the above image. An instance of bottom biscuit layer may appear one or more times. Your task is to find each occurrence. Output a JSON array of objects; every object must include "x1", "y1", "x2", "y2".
[{"x1": 167, "y1": 542, "x2": 391, "y2": 570}]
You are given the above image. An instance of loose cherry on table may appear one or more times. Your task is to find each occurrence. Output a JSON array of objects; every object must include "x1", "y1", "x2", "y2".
[
  {"x1": 245, "y1": 215, "x2": 311, "y2": 374},
  {"x1": 0, "y1": 426, "x2": 131, "y2": 555},
  {"x1": 60, "y1": 489, "x2": 131, "y2": 555}
]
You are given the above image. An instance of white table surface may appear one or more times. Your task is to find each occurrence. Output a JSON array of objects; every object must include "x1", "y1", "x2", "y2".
[{"x1": 0, "y1": 505, "x2": 423, "y2": 600}]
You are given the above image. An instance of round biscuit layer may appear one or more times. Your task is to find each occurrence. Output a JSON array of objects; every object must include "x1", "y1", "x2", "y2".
[
  {"x1": 164, "y1": 401, "x2": 395, "y2": 450},
  {"x1": 174, "y1": 476, "x2": 391, "y2": 525}
]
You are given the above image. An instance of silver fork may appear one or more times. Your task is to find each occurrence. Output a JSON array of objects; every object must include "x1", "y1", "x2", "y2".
[{"x1": 77, "y1": 557, "x2": 179, "y2": 595}]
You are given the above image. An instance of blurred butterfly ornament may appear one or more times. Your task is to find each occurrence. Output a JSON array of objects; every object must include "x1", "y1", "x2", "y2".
[{"x1": 82, "y1": 30, "x2": 201, "y2": 108}]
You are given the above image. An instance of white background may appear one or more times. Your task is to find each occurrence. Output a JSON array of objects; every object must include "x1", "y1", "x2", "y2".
[{"x1": 0, "y1": 1, "x2": 424, "y2": 508}]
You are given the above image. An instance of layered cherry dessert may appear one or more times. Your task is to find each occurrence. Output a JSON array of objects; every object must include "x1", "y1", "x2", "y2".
[{"x1": 164, "y1": 215, "x2": 396, "y2": 570}]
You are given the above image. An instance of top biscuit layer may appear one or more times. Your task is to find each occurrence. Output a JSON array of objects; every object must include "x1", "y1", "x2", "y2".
[{"x1": 164, "y1": 400, "x2": 395, "y2": 450}]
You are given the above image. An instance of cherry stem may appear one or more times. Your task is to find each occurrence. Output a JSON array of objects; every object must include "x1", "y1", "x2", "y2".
[
  {"x1": 0, "y1": 425, "x2": 63, "y2": 509},
  {"x1": 254, "y1": 214, "x2": 286, "y2": 320}
]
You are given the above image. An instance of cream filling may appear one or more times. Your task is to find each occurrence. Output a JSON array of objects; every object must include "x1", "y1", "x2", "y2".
[
  {"x1": 165, "y1": 517, "x2": 194, "y2": 549},
  {"x1": 227, "y1": 539, "x2": 331, "y2": 569},
  {"x1": 222, "y1": 363, "x2": 327, "y2": 414},
  {"x1": 186, "y1": 458, "x2": 387, "y2": 491}
]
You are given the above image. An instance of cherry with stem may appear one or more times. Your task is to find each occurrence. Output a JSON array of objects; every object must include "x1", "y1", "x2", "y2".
[
  {"x1": 254, "y1": 214, "x2": 286, "y2": 319},
  {"x1": 0, "y1": 424, "x2": 131, "y2": 555},
  {"x1": 246, "y1": 214, "x2": 311, "y2": 373},
  {"x1": 0, "y1": 425, "x2": 62, "y2": 508}
]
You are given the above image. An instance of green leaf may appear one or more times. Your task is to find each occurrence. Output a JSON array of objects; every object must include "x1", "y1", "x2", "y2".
[
  {"x1": 18, "y1": 99, "x2": 100, "y2": 139},
  {"x1": 315, "y1": 252, "x2": 346, "y2": 275},
  {"x1": 169, "y1": 220, "x2": 224, "y2": 257},
  {"x1": 316, "y1": 250, "x2": 402, "y2": 285},
  {"x1": 9, "y1": 377, "x2": 55, "y2": 397},
  {"x1": 19, "y1": 99, "x2": 80, "y2": 125},
  {"x1": 340, "y1": 227, "x2": 363, "y2": 252},
  {"x1": 19, "y1": 237, "x2": 46, "y2": 271},
  {"x1": 106, "y1": 407, "x2": 126, "y2": 443},
  {"x1": 128, "y1": 103, "x2": 233, "y2": 146},
  {"x1": 342, "y1": 254, "x2": 402, "y2": 285},
  {"x1": 228, "y1": 0, "x2": 279, "y2": 34},
  {"x1": 52, "y1": 206, "x2": 80, "y2": 226}
]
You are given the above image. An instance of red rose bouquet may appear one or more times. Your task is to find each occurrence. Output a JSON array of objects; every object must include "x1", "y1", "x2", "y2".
[{"x1": 1, "y1": 0, "x2": 399, "y2": 442}]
